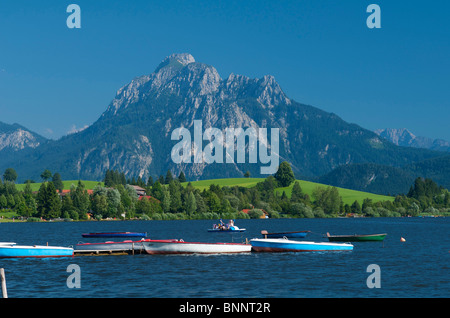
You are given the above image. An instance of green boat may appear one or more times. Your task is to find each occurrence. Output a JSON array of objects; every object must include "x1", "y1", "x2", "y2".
[{"x1": 326, "y1": 232, "x2": 387, "y2": 242}]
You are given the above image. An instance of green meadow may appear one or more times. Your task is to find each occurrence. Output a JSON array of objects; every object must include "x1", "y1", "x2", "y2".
[
  {"x1": 15, "y1": 180, "x2": 104, "y2": 192},
  {"x1": 182, "y1": 178, "x2": 394, "y2": 205},
  {"x1": 181, "y1": 178, "x2": 264, "y2": 191}
]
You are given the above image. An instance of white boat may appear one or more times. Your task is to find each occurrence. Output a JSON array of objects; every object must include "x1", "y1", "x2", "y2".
[
  {"x1": 250, "y1": 238, "x2": 353, "y2": 252},
  {"x1": 0, "y1": 242, "x2": 74, "y2": 258},
  {"x1": 142, "y1": 239, "x2": 252, "y2": 254}
]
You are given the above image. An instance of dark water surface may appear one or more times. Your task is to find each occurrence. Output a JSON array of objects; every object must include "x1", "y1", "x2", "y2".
[{"x1": 0, "y1": 218, "x2": 448, "y2": 298}]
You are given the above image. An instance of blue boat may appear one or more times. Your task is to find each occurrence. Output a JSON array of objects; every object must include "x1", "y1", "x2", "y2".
[
  {"x1": 81, "y1": 232, "x2": 147, "y2": 238},
  {"x1": 261, "y1": 230, "x2": 309, "y2": 239},
  {"x1": 0, "y1": 242, "x2": 74, "y2": 258},
  {"x1": 250, "y1": 238, "x2": 353, "y2": 252}
]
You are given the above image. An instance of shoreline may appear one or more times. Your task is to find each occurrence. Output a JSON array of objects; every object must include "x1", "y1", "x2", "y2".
[{"x1": 1, "y1": 214, "x2": 448, "y2": 223}]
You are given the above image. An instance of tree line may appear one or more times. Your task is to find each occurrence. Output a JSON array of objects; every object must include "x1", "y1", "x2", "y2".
[{"x1": 1, "y1": 162, "x2": 450, "y2": 221}]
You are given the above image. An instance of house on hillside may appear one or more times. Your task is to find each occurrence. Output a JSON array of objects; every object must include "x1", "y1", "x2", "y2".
[
  {"x1": 57, "y1": 189, "x2": 94, "y2": 196},
  {"x1": 129, "y1": 185, "x2": 147, "y2": 197},
  {"x1": 241, "y1": 208, "x2": 269, "y2": 219},
  {"x1": 138, "y1": 195, "x2": 160, "y2": 203}
]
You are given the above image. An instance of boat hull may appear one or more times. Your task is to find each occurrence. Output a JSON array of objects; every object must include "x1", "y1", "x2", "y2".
[
  {"x1": 250, "y1": 238, "x2": 353, "y2": 252},
  {"x1": 143, "y1": 240, "x2": 252, "y2": 254},
  {"x1": 81, "y1": 232, "x2": 147, "y2": 238},
  {"x1": 326, "y1": 233, "x2": 387, "y2": 242},
  {"x1": 265, "y1": 231, "x2": 308, "y2": 239},
  {"x1": 0, "y1": 243, "x2": 74, "y2": 258}
]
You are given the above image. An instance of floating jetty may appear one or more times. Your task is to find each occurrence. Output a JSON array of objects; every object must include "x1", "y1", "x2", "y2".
[
  {"x1": 73, "y1": 239, "x2": 149, "y2": 256},
  {"x1": 74, "y1": 249, "x2": 140, "y2": 256}
]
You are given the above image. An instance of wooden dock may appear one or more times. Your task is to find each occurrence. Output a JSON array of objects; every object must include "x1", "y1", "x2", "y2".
[
  {"x1": 74, "y1": 248, "x2": 146, "y2": 256},
  {"x1": 1, "y1": 268, "x2": 7, "y2": 298},
  {"x1": 73, "y1": 240, "x2": 147, "y2": 256}
]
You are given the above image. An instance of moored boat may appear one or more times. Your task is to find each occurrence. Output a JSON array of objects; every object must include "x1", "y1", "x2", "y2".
[
  {"x1": 250, "y1": 238, "x2": 353, "y2": 252},
  {"x1": 0, "y1": 242, "x2": 74, "y2": 258},
  {"x1": 326, "y1": 232, "x2": 387, "y2": 242},
  {"x1": 142, "y1": 239, "x2": 252, "y2": 254},
  {"x1": 261, "y1": 230, "x2": 309, "y2": 239},
  {"x1": 81, "y1": 232, "x2": 147, "y2": 238}
]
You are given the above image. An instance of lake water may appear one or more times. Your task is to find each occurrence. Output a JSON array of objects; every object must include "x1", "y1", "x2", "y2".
[{"x1": 0, "y1": 217, "x2": 448, "y2": 298}]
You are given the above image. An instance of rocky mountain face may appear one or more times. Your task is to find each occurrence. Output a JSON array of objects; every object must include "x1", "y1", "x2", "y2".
[
  {"x1": 0, "y1": 122, "x2": 47, "y2": 152},
  {"x1": 375, "y1": 128, "x2": 450, "y2": 152},
  {"x1": 0, "y1": 53, "x2": 447, "y2": 193}
]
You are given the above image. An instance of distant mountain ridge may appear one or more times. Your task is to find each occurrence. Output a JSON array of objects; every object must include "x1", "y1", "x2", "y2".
[
  {"x1": 0, "y1": 122, "x2": 48, "y2": 152},
  {"x1": 375, "y1": 128, "x2": 450, "y2": 152},
  {"x1": 317, "y1": 154, "x2": 450, "y2": 195},
  {"x1": 318, "y1": 129, "x2": 450, "y2": 194},
  {"x1": 0, "y1": 53, "x2": 448, "y2": 196}
]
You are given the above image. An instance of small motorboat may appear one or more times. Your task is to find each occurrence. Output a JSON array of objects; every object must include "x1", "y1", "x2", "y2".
[
  {"x1": 142, "y1": 239, "x2": 252, "y2": 254},
  {"x1": 326, "y1": 232, "x2": 387, "y2": 242},
  {"x1": 0, "y1": 242, "x2": 74, "y2": 258},
  {"x1": 250, "y1": 238, "x2": 353, "y2": 253},
  {"x1": 81, "y1": 232, "x2": 147, "y2": 238},
  {"x1": 261, "y1": 230, "x2": 309, "y2": 239},
  {"x1": 208, "y1": 219, "x2": 246, "y2": 232}
]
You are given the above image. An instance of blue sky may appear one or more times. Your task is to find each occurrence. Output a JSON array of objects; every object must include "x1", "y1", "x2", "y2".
[{"x1": 0, "y1": 0, "x2": 449, "y2": 141}]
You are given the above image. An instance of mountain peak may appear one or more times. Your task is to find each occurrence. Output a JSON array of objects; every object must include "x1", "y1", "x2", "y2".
[
  {"x1": 375, "y1": 128, "x2": 416, "y2": 146},
  {"x1": 0, "y1": 121, "x2": 46, "y2": 152},
  {"x1": 155, "y1": 53, "x2": 195, "y2": 73},
  {"x1": 375, "y1": 128, "x2": 450, "y2": 152}
]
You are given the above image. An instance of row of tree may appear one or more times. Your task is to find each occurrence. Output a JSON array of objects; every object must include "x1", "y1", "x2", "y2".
[
  {"x1": 3, "y1": 168, "x2": 61, "y2": 184},
  {"x1": 1, "y1": 162, "x2": 450, "y2": 221}
]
